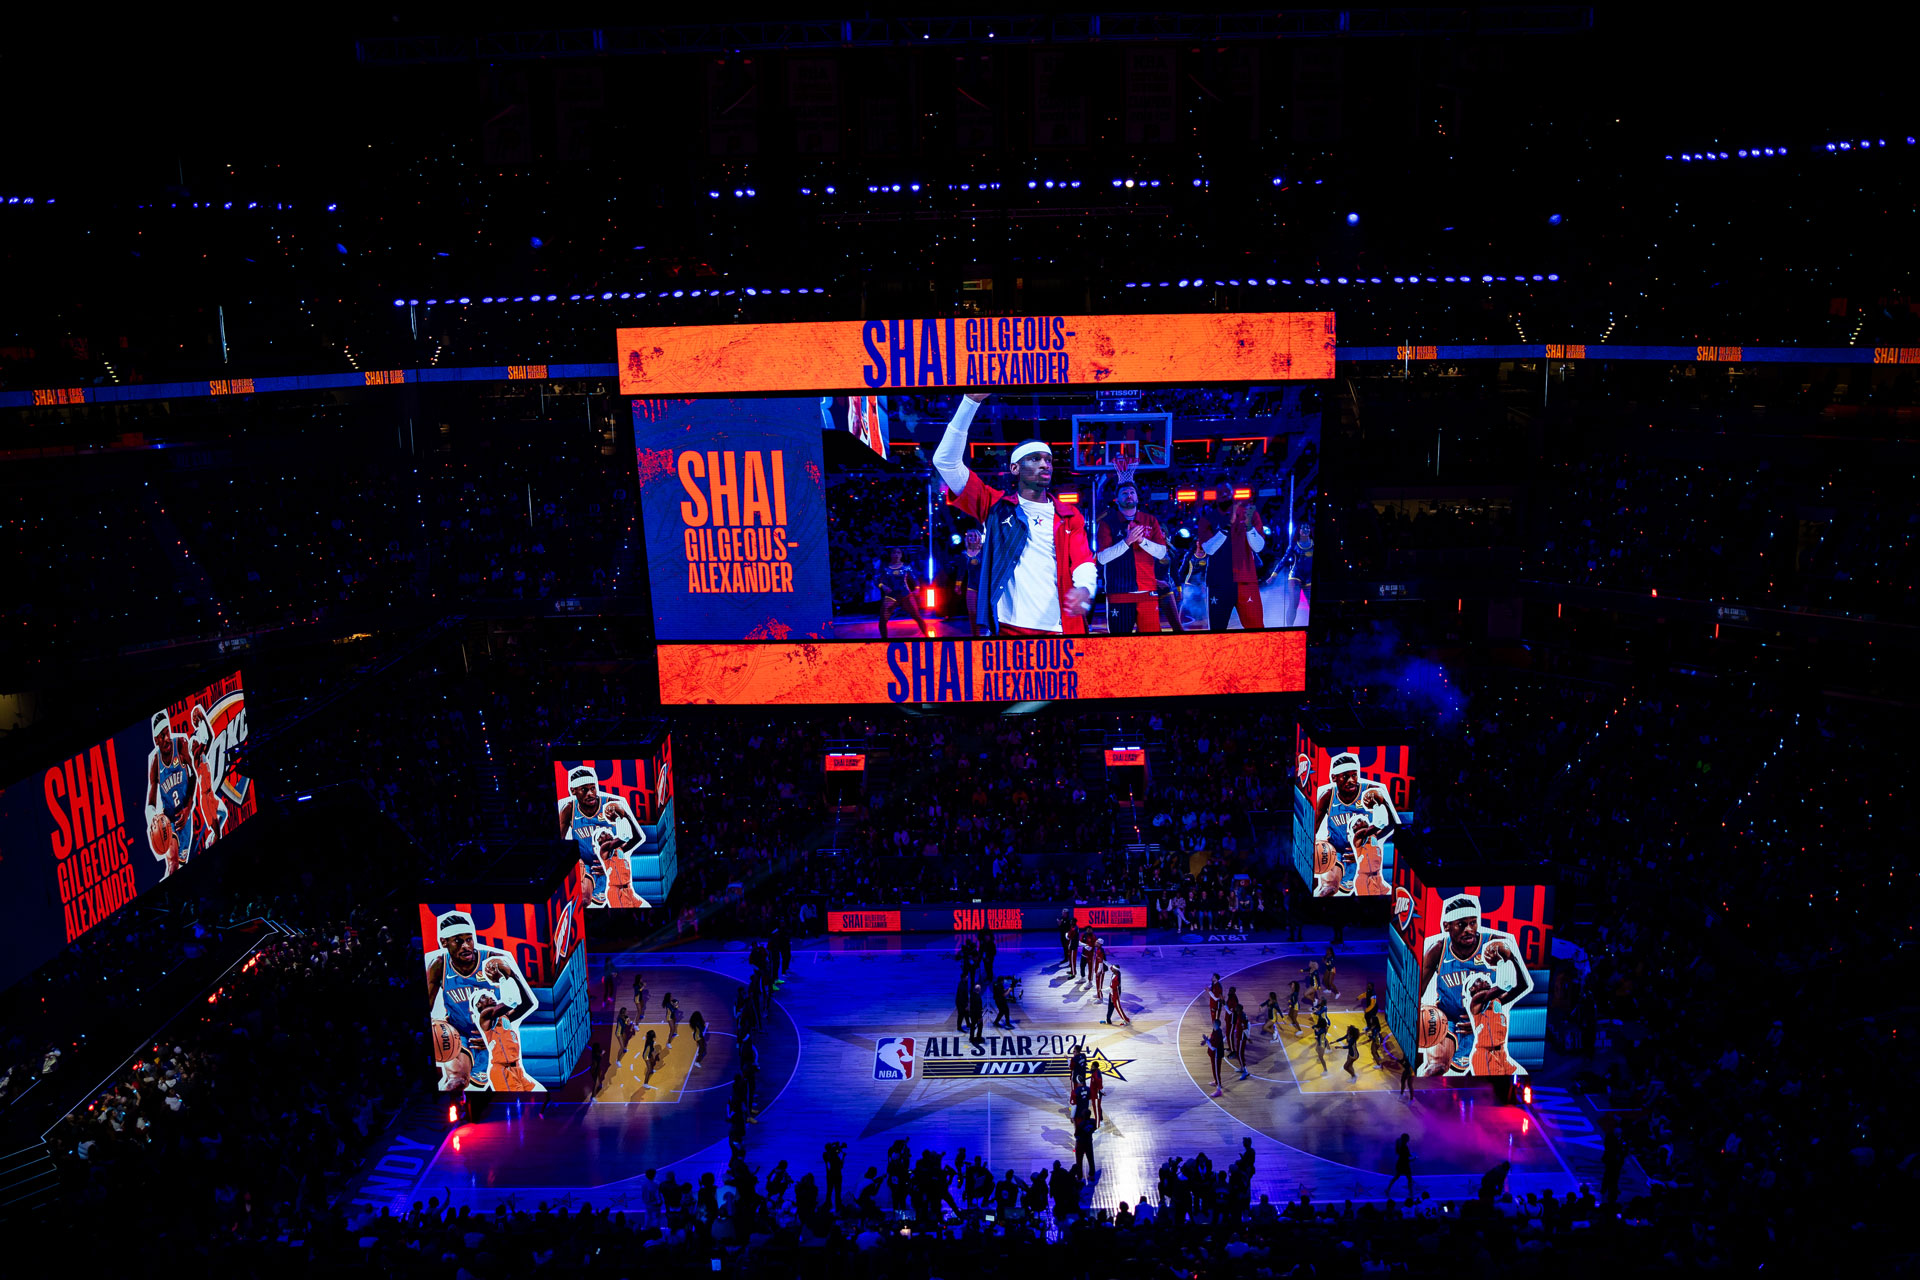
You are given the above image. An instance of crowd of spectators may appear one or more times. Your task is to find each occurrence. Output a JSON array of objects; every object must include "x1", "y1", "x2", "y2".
[
  {"x1": 1529, "y1": 450, "x2": 1918, "y2": 621},
  {"x1": 46, "y1": 916, "x2": 411, "y2": 1221},
  {"x1": 0, "y1": 391, "x2": 638, "y2": 669}
]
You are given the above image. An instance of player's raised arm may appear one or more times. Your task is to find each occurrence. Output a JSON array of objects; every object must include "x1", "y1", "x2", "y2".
[
  {"x1": 612, "y1": 799, "x2": 645, "y2": 854},
  {"x1": 1360, "y1": 786, "x2": 1401, "y2": 843},
  {"x1": 1488, "y1": 937, "x2": 1534, "y2": 1008},
  {"x1": 932, "y1": 393, "x2": 988, "y2": 496},
  {"x1": 486, "y1": 955, "x2": 537, "y2": 1023}
]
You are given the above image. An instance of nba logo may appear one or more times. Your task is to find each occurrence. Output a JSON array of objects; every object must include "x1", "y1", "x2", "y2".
[
  {"x1": 1394, "y1": 887, "x2": 1416, "y2": 933},
  {"x1": 874, "y1": 1037, "x2": 915, "y2": 1080}
]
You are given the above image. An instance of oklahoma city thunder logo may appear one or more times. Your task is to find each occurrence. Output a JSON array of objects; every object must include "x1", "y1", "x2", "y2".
[
  {"x1": 874, "y1": 1037, "x2": 915, "y2": 1080},
  {"x1": 1394, "y1": 887, "x2": 1416, "y2": 932}
]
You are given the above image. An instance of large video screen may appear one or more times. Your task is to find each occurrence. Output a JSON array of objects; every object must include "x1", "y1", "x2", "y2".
[
  {"x1": 420, "y1": 865, "x2": 588, "y2": 1092},
  {"x1": 553, "y1": 737, "x2": 676, "y2": 908},
  {"x1": 0, "y1": 671, "x2": 256, "y2": 993},
  {"x1": 1384, "y1": 862, "x2": 1553, "y2": 1078},
  {"x1": 637, "y1": 382, "x2": 1320, "y2": 704},
  {"x1": 1291, "y1": 733, "x2": 1413, "y2": 898}
]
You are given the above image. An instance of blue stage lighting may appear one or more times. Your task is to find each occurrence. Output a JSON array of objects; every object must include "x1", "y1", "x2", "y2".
[
  {"x1": 1265, "y1": 277, "x2": 1276, "y2": 285},
  {"x1": 1547, "y1": 273, "x2": 1560, "y2": 281},
  {"x1": 1548, "y1": 213, "x2": 1563, "y2": 225},
  {"x1": 458, "y1": 297, "x2": 471, "y2": 305},
  {"x1": 1192, "y1": 178, "x2": 1203, "y2": 187},
  {"x1": 530, "y1": 236, "x2": 544, "y2": 248},
  {"x1": 602, "y1": 292, "x2": 613, "y2": 300},
  {"x1": 1149, "y1": 179, "x2": 1160, "y2": 187},
  {"x1": 393, "y1": 299, "x2": 405, "y2": 307},
  {"x1": 1336, "y1": 277, "x2": 1348, "y2": 284},
  {"x1": 408, "y1": 298, "x2": 420, "y2": 306},
  {"x1": 327, "y1": 203, "x2": 337, "y2": 211},
  {"x1": 1346, "y1": 212, "x2": 1359, "y2": 225},
  {"x1": 481, "y1": 296, "x2": 494, "y2": 304},
  {"x1": 620, "y1": 292, "x2": 632, "y2": 299},
  {"x1": 545, "y1": 294, "x2": 557, "y2": 301},
  {"x1": 825, "y1": 186, "x2": 836, "y2": 194}
]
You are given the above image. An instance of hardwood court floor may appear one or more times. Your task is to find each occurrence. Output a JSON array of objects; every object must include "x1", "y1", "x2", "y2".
[{"x1": 412, "y1": 932, "x2": 1601, "y2": 1216}]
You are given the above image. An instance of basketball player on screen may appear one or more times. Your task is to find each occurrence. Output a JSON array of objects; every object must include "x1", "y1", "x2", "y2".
[
  {"x1": 426, "y1": 911, "x2": 538, "y2": 1091},
  {"x1": 1093, "y1": 457, "x2": 1172, "y2": 634},
  {"x1": 932, "y1": 392, "x2": 1095, "y2": 636},
  {"x1": 558, "y1": 765, "x2": 643, "y2": 908},
  {"x1": 1414, "y1": 894, "x2": 1532, "y2": 1076},
  {"x1": 146, "y1": 707, "x2": 225, "y2": 877},
  {"x1": 1465, "y1": 976, "x2": 1517, "y2": 1076},
  {"x1": 1311, "y1": 753, "x2": 1400, "y2": 898},
  {"x1": 473, "y1": 994, "x2": 540, "y2": 1091}
]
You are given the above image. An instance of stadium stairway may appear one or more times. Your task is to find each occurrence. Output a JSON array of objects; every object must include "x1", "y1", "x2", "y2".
[{"x1": 0, "y1": 1140, "x2": 56, "y2": 1222}]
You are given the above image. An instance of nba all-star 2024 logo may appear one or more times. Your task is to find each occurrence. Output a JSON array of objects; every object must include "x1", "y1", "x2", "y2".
[{"x1": 875, "y1": 1032, "x2": 1133, "y2": 1080}]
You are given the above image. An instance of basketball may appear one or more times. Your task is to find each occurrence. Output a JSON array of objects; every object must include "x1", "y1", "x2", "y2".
[
  {"x1": 430, "y1": 1020, "x2": 461, "y2": 1063},
  {"x1": 148, "y1": 812, "x2": 175, "y2": 856},
  {"x1": 1416, "y1": 1004, "x2": 1447, "y2": 1049}
]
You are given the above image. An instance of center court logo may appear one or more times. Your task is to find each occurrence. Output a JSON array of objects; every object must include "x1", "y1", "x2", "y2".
[
  {"x1": 875, "y1": 1037, "x2": 916, "y2": 1080},
  {"x1": 873, "y1": 1032, "x2": 1132, "y2": 1081}
]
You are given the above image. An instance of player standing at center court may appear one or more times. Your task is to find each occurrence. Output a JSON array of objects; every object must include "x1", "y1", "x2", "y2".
[{"x1": 932, "y1": 393, "x2": 1096, "y2": 637}]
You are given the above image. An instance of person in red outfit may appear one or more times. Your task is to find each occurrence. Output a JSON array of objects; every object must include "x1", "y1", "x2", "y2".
[{"x1": 933, "y1": 393, "x2": 1095, "y2": 636}]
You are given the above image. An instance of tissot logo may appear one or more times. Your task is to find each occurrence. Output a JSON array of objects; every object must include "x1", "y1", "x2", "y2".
[{"x1": 872, "y1": 1033, "x2": 1133, "y2": 1081}]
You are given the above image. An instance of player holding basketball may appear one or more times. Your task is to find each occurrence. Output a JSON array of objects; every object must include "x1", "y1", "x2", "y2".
[
  {"x1": 1311, "y1": 753, "x2": 1400, "y2": 898},
  {"x1": 932, "y1": 393, "x2": 1095, "y2": 636},
  {"x1": 1414, "y1": 893, "x2": 1533, "y2": 1076},
  {"x1": 146, "y1": 707, "x2": 227, "y2": 877},
  {"x1": 558, "y1": 765, "x2": 643, "y2": 908},
  {"x1": 425, "y1": 911, "x2": 538, "y2": 1091},
  {"x1": 474, "y1": 994, "x2": 539, "y2": 1091},
  {"x1": 605, "y1": 845, "x2": 647, "y2": 909},
  {"x1": 1466, "y1": 976, "x2": 1518, "y2": 1076}
]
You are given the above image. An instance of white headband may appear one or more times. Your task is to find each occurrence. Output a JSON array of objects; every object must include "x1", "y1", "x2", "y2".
[
  {"x1": 1329, "y1": 752, "x2": 1360, "y2": 775},
  {"x1": 1010, "y1": 440, "x2": 1052, "y2": 465},
  {"x1": 1441, "y1": 895, "x2": 1481, "y2": 924},
  {"x1": 567, "y1": 766, "x2": 598, "y2": 789},
  {"x1": 437, "y1": 911, "x2": 476, "y2": 939}
]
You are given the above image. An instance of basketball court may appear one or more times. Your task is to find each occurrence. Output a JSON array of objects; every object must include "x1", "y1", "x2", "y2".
[{"x1": 361, "y1": 932, "x2": 1626, "y2": 1217}]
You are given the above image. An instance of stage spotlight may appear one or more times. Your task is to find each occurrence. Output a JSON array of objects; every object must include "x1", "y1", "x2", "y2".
[
  {"x1": 1346, "y1": 212, "x2": 1359, "y2": 224},
  {"x1": 1265, "y1": 277, "x2": 1276, "y2": 285},
  {"x1": 459, "y1": 297, "x2": 471, "y2": 305},
  {"x1": 408, "y1": 299, "x2": 420, "y2": 306},
  {"x1": 1548, "y1": 213, "x2": 1563, "y2": 225}
]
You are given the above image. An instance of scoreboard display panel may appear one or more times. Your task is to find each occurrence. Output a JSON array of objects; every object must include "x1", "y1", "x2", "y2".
[{"x1": 623, "y1": 311, "x2": 1332, "y2": 705}]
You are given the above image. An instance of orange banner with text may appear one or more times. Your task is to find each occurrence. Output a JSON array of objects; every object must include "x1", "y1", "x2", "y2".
[
  {"x1": 619, "y1": 312, "x2": 1335, "y2": 396},
  {"x1": 657, "y1": 630, "x2": 1305, "y2": 705}
]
